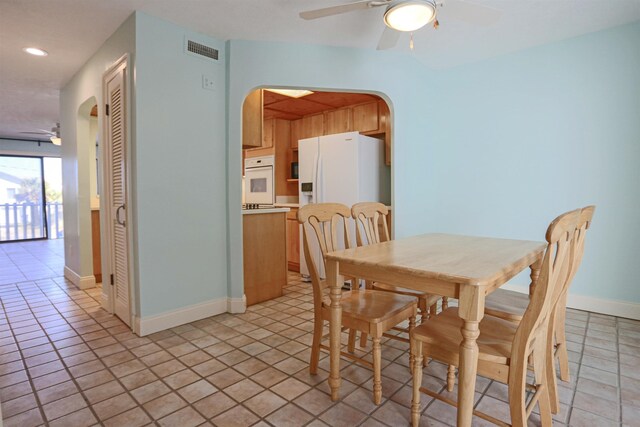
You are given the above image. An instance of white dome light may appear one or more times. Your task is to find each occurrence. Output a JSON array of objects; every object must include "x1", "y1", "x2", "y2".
[
  {"x1": 23, "y1": 47, "x2": 48, "y2": 57},
  {"x1": 384, "y1": 1, "x2": 437, "y2": 32}
]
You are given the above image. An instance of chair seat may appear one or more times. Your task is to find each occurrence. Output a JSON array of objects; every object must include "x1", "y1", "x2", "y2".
[
  {"x1": 485, "y1": 289, "x2": 529, "y2": 321},
  {"x1": 322, "y1": 289, "x2": 417, "y2": 323},
  {"x1": 412, "y1": 307, "x2": 519, "y2": 365},
  {"x1": 371, "y1": 282, "x2": 441, "y2": 307}
]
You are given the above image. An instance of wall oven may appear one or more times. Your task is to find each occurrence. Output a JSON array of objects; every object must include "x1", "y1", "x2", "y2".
[{"x1": 244, "y1": 155, "x2": 275, "y2": 205}]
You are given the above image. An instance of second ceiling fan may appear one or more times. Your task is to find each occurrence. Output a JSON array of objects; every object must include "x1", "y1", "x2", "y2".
[{"x1": 300, "y1": 0, "x2": 501, "y2": 50}]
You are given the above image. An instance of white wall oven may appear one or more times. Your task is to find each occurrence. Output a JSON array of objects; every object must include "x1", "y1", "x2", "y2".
[{"x1": 244, "y1": 155, "x2": 275, "y2": 205}]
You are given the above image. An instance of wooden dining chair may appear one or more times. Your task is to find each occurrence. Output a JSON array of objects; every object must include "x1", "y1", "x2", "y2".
[
  {"x1": 298, "y1": 203, "x2": 418, "y2": 405},
  {"x1": 410, "y1": 208, "x2": 581, "y2": 427},
  {"x1": 483, "y1": 205, "x2": 595, "y2": 412},
  {"x1": 351, "y1": 202, "x2": 446, "y2": 348}
]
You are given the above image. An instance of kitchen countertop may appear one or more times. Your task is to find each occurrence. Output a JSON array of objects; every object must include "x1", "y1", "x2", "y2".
[
  {"x1": 274, "y1": 203, "x2": 300, "y2": 208},
  {"x1": 242, "y1": 207, "x2": 290, "y2": 215}
]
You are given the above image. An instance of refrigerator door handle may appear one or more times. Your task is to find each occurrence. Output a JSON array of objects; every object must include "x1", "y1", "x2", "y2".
[{"x1": 314, "y1": 154, "x2": 321, "y2": 204}]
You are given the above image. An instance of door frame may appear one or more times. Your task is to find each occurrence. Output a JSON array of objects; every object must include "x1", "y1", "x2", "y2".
[
  {"x1": 101, "y1": 53, "x2": 136, "y2": 329},
  {"x1": 0, "y1": 154, "x2": 49, "y2": 243}
]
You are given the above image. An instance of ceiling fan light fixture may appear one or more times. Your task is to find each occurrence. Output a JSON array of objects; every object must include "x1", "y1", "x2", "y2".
[
  {"x1": 50, "y1": 136, "x2": 61, "y2": 146},
  {"x1": 384, "y1": 1, "x2": 437, "y2": 32}
]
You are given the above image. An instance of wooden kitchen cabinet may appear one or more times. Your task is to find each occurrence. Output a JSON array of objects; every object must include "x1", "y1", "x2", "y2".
[
  {"x1": 379, "y1": 100, "x2": 391, "y2": 166},
  {"x1": 242, "y1": 89, "x2": 263, "y2": 149},
  {"x1": 91, "y1": 209, "x2": 102, "y2": 283},
  {"x1": 286, "y1": 208, "x2": 300, "y2": 271},
  {"x1": 302, "y1": 113, "x2": 325, "y2": 138},
  {"x1": 325, "y1": 108, "x2": 352, "y2": 135},
  {"x1": 352, "y1": 102, "x2": 379, "y2": 133},
  {"x1": 243, "y1": 212, "x2": 287, "y2": 306}
]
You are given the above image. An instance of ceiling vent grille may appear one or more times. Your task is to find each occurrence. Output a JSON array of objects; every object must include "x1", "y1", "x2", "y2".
[{"x1": 186, "y1": 40, "x2": 218, "y2": 61}]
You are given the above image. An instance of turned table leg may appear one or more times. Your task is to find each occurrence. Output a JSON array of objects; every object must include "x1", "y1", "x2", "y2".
[
  {"x1": 326, "y1": 259, "x2": 343, "y2": 401},
  {"x1": 457, "y1": 285, "x2": 485, "y2": 427}
]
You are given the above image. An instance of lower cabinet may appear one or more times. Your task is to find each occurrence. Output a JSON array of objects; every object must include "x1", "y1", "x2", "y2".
[
  {"x1": 286, "y1": 208, "x2": 300, "y2": 272},
  {"x1": 243, "y1": 212, "x2": 287, "y2": 306}
]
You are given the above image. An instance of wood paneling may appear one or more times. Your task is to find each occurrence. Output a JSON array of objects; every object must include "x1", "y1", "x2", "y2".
[
  {"x1": 325, "y1": 108, "x2": 352, "y2": 135},
  {"x1": 242, "y1": 89, "x2": 263, "y2": 149},
  {"x1": 301, "y1": 113, "x2": 325, "y2": 138},
  {"x1": 243, "y1": 212, "x2": 287, "y2": 306},
  {"x1": 273, "y1": 119, "x2": 295, "y2": 197},
  {"x1": 290, "y1": 119, "x2": 302, "y2": 149},
  {"x1": 263, "y1": 118, "x2": 274, "y2": 149},
  {"x1": 91, "y1": 210, "x2": 101, "y2": 283}
]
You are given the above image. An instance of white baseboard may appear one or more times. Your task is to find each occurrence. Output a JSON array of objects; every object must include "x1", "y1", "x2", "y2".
[
  {"x1": 64, "y1": 266, "x2": 96, "y2": 290},
  {"x1": 227, "y1": 295, "x2": 246, "y2": 313},
  {"x1": 501, "y1": 284, "x2": 640, "y2": 321},
  {"x1": 134, "y1": 298, "x2": 228, "y2": 336}
]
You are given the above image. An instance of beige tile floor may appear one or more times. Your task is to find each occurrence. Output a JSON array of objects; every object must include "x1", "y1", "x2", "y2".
[{"x1": 1, "y1": 240, "x2": 639, "y2": 426}]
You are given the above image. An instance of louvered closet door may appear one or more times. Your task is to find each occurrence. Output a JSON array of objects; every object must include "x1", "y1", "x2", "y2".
[{"x1": 106, "y1": 65, "x2": 131, "y2": 326}]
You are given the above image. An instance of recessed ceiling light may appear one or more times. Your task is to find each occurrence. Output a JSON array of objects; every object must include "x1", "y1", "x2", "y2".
[
  {"x1": 23, "y1": 47, "x2": 48, "y2": 57},
  {"x1": 266, "y1": 89, "x2": 314, "y2": 98}
]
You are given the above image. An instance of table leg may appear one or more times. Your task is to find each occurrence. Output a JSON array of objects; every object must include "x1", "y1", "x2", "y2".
[
  {"x1": 326, "y1": 259, "x2": 343, "y2": 401},
  {"x1": 457, "y1": 286, "x2": 485, "y2": 427},
  {"x1": 528, "y1": 255, "x2": 543, "y2": 297}
]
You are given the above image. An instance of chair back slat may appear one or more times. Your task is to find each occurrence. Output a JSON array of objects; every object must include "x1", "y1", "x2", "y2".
[
  {"x1": 352, "y1": 202, "x2": 390, "y2": 246},
  {"x1": 298, "y1": 203, "x2": 352, "y2": 309},
  {"x1": 510, "y1": 208, "x2": 581, "y2": 374}
]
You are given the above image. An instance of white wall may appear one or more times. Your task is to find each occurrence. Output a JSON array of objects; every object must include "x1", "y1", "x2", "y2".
[
  {"x1": 0, "y1": 138, "x2": 61, "y2": 157},
  {"x1": 134, "y1": 13, "x2": 227, "y2": 318},
  {"x1": 60, "y1": 14, "x2": 135, "y2": 284}
]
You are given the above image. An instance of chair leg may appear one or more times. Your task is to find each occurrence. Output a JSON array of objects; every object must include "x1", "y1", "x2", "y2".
[
  {"x1": 446, "y1": 364, "x2": 456, "y2": 392},
  {"x1": 555, "y1": 295, "x2": 570, "y2": 382},
  {"x1": 507, "y1": 358, "x2": 528, "y2": 427},
  {"x1": 534, "y1": 344, "x2": 553, "y2": 427},
  {"x1": 310, "y1": 316, "x2": 322, "y2": 375},
  {"x1": 359, "y1": 331, "x2": 368, "y2": 348},
  {"x1": 442, "y1": 297, "x2": 449, "y2": 310},
  {"x1": 348, "y1": 329, "x2": 357, "y2": 353},
  {"x1": 411, "y1": 336, "x2": 423, "y2": 427},
  {"x1": 547, "y1": 313, "x2": 560, "y2": 414},
  {"x1": 409, "y1": 315, "x2": 416, "y2": 372},
  {"x1": 372, "y1": 336, "x2": 382, "y2": 405}
]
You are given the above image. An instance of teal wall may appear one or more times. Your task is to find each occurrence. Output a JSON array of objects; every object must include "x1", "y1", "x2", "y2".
[
  {"x1": 135, "y1": 13, "x2": 228, "y2": 316},
  {"x1": 227, "y1": 22, "x2": 640, "y2": 305},
  {"x1": 424, "y1": 22, "x2": 640, "y2": 302},
  {"x1": 226, "y1": 40, "x2": 436, "y2": 298}
]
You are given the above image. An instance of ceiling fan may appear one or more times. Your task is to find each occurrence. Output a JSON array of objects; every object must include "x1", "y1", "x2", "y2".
[
  {"x1": 19, "y1": 123, "x2": 61, "y2": 145},
  {"x1": 300, "y1": 0, "x2": 501, "y2": 50}
]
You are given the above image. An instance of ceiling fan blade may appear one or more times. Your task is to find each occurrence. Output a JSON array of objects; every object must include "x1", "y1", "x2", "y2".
[
  {"x1": 19, "y1": 131, "x2": 52, "y2": 135},
  {"x1": 444, "y1": 0, "x2": 502, "y2": 26},
  {"x1": 377, "y1": 26, "x2": 401, "y2": 50},
  {"x1": 300, "y1": 1, "x2": 379, "y2": 20}
]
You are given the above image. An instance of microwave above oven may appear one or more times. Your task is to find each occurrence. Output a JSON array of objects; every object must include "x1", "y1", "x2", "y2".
[{"x1": 244, "y1": 155, "x2": 275, "y2": 205}]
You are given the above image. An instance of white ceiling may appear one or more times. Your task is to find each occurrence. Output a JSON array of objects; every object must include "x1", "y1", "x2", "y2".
[{"x1": 1, "y1": 0, "x2": 639, "y2": 141}]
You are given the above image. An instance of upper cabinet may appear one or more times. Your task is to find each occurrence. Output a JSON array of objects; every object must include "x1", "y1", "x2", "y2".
[
  {"x1": 325, "y1": 108, "x2": 352, "y2": 135},
  {"x1": 352, "y1": 102, "x2": 379, "y2": 133},
  {"x1": 242, "y1": 89, "x2": 263, "y2": 149}
]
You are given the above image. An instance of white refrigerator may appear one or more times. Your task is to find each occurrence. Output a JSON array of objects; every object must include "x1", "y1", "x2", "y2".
[{"x1": 298, "y1": 131, "x2": 390, "y2": 279}]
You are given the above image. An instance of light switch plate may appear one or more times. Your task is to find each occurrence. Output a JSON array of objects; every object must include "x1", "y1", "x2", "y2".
[{"x1": 202, "y1": 74, "x2": 216, "y2": 90}]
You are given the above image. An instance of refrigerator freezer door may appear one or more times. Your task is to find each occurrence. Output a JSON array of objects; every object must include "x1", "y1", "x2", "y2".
[{"x1": 298, "y1": 137, "x2": 320, "y2": 279}]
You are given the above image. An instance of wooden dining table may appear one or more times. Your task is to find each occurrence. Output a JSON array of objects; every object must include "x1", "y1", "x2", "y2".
[{"x1": 324, "y1": 233, "x2": 546, "y2": 427}]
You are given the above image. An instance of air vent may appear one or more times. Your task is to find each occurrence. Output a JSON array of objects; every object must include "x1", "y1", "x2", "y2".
[{"x1": 186, "y1": 40, "x2": 218, "y2": 61}]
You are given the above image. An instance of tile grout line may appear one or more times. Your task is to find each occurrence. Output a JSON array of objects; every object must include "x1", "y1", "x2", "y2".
[{"x1": 565, "y1": 310, "x2": 589, "y2": 426}]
